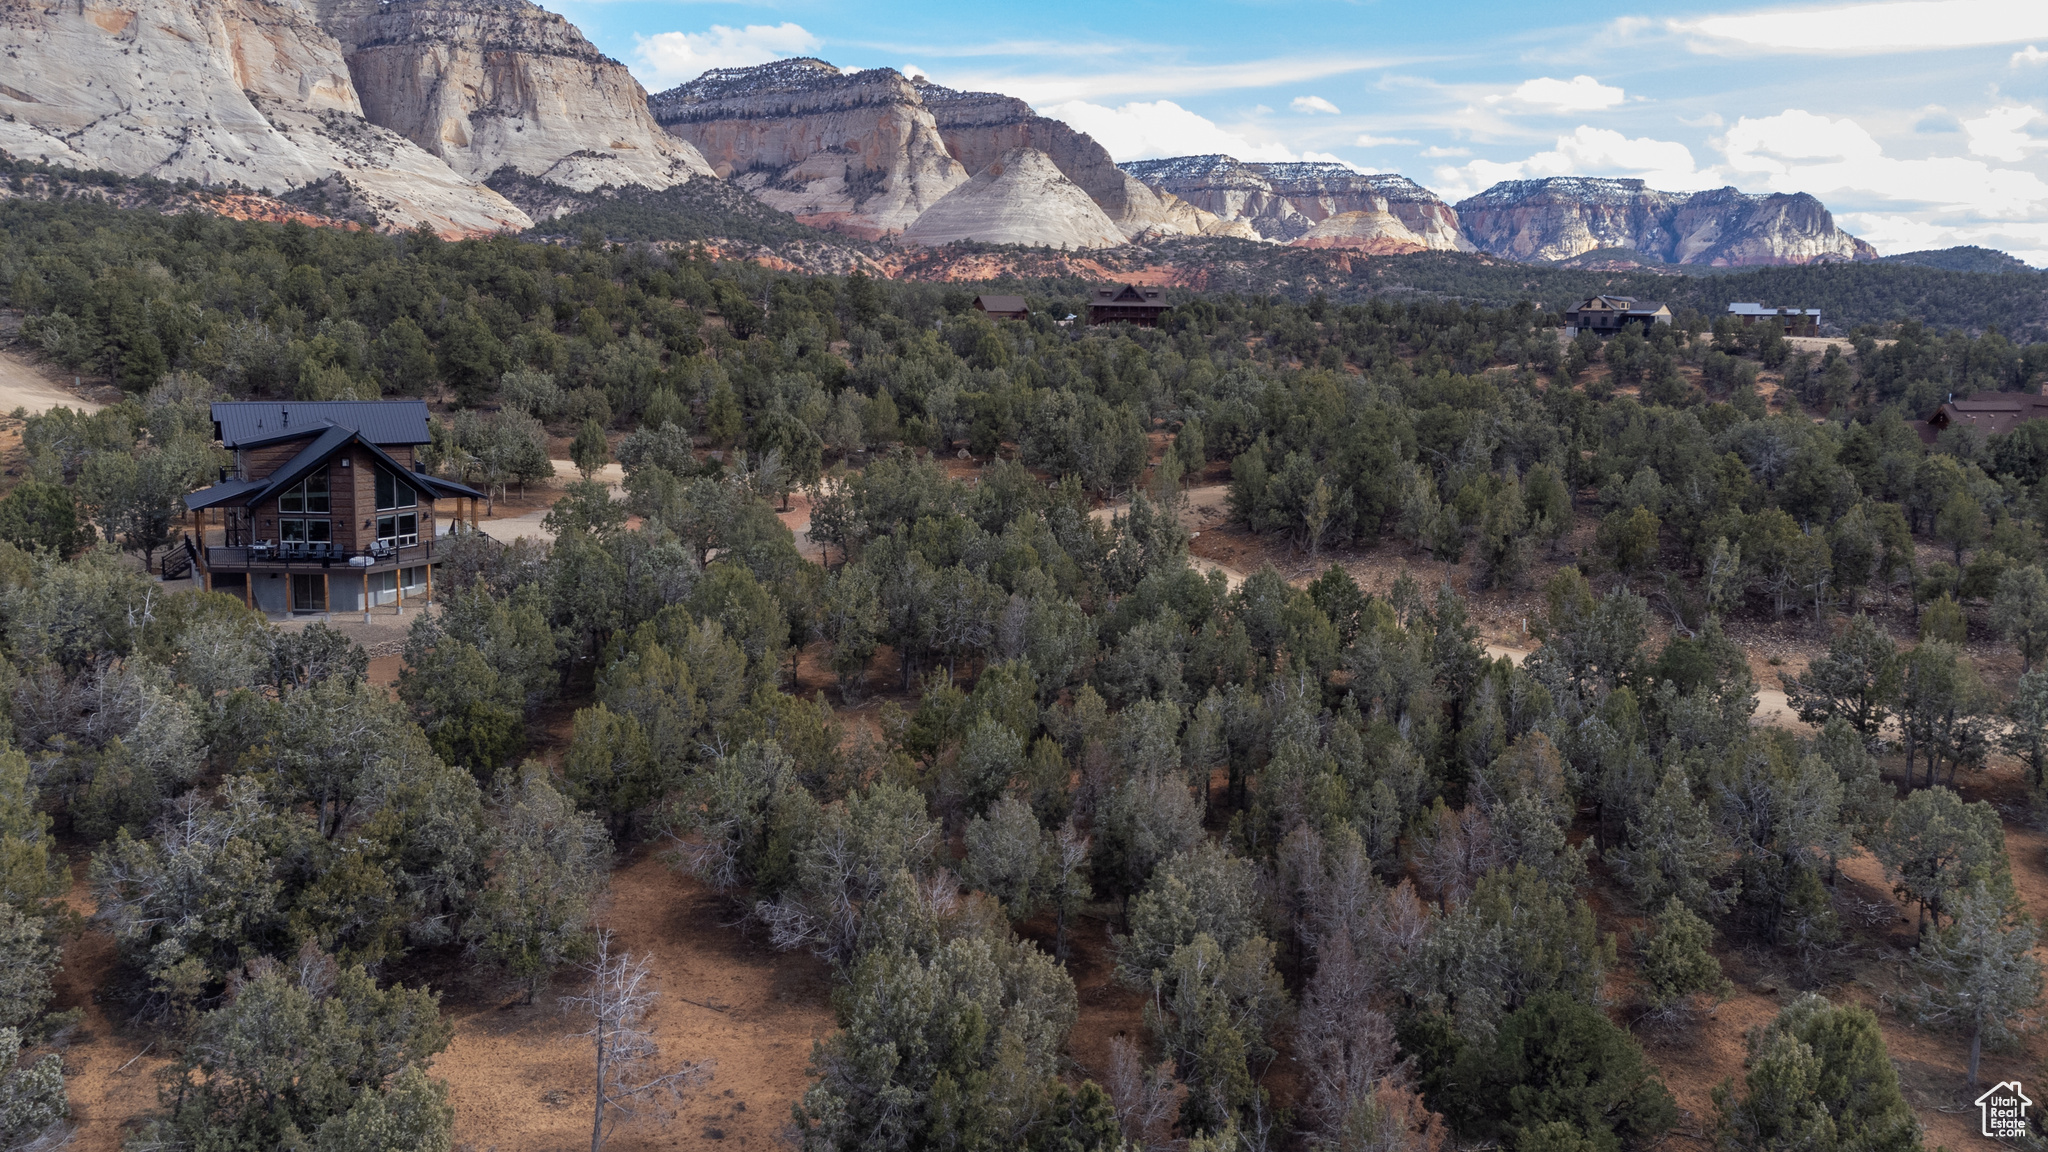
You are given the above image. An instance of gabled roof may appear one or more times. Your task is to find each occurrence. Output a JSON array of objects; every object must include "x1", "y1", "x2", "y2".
[
  {"x1": 1572, "y1": 295, "x2": 1666, "y2": 316},
  {"x1": 248, "y1": 425, "x2": 359, "y2": 509},
  {"x1": 212, "y1": 400, "x2": 432, "y2": 448},
  {"x1": 185, "y1": 427, "x2": 486, "y2": 511},
  {"x1": 975, "y1": 295, "x2": 1028, "y2": 313},
  {"x1": 1919, "y1": 389, "x2": 2048, "y2": 442},
  {"x1": 1091, "y1": 284, "x2": 1167, "y2": 306}
]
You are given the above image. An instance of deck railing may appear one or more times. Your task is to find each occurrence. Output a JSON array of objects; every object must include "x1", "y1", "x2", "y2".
[{"x1": 202, "y1": 538, "x2": 438, "y2": 572}]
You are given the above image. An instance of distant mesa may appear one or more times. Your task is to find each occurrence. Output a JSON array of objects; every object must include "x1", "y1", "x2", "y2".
[
  {"x1": 1453, "y1": 176, "x2": 1874, "y2": 266},
  {"x1": 1121, "y1": 154, "x2": 1471, "y2": 250}
]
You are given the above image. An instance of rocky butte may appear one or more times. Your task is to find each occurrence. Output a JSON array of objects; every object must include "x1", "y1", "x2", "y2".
[
  {"x1": 0, "y1": 0, "x2": 529, "y2": 232},
  {"x1": 0, "y1": 0, "x2": 711, "y2": 234},
  {"x1": 648, "y1": 58, "x2": 971, "y2": 240},
  {"x1": 911, "y1": 82, "x2": 1251, "y2": 241},
  {"x1": 647, "y1": 58, "x2": 1239, "y2": 247},
  {"x1": 1120, "y1": 155, "x2": 1472, "y2": 250},
  {"x1": 1453, "y1": 176, "x2": 1875, "y2": 265},
  {"x1": 316, "y1": 0, "x2": 713, "y2": 194}
]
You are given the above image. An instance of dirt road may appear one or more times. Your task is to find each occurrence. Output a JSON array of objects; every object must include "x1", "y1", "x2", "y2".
[{"x1": 0, "y1": 346, "x2": 100, "y2": 415}]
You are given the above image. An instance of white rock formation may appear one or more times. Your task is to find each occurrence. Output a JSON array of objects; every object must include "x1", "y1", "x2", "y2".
[
  {"x1": 650, "y1": 59, "x2": 968, "y2": 239},
  {"x1": 0, "y1": 0, "x2": 530, "y2": 233},
  {"x1": 334, "y1": 0, "x2": 712, "y2": 192},
  {"x1": 900, "y1": 148, "x2": 1125, "y2": 248},
  {"x1": 1290, "y1": 207, "x2": 1432, "y2": 252},
  {"x1": 912, "y1": 81, "x2": 1250, "y2": 241},
  {"x1": 1123, "y1": 155, "x2": 1471, "y2": 249}
]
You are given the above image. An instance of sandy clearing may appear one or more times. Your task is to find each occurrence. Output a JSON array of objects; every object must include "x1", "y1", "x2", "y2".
[
  {"x1": 436, "y1": 852, "x2": 835, "y2": 1152},
  {"x1": 0, "y1": 347, "x2": 101, "y2": 415}
]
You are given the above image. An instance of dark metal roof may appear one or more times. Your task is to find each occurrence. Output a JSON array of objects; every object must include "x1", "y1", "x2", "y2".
[
  {"x1": 182, "y1": 478, "x2": 265, "y2": 512},
  {"x1": 211, "y1": 401, "x2": 432, "y2": 447},
  {"x1": 249, "y1": 426, "x2": 357, "y2": 509},
  {"x1": 1091, "y1": 284, "x2": 1167, "y2": 306},
  {"x1": 190, "y1": 427, "x2": 487, "y2": 510},
  {"x1": 974, "y1": 295, "x2": 1028, "y2": 314}
]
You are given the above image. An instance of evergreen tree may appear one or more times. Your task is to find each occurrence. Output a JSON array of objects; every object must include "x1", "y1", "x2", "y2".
[
  {"x1": 1638, "y1": 897, "x2": 1732, "y2": 1021},
  {"x1": 572, "y1": 417, "x2": 612, "y2": 480},
  {"x1": 1712, "y1": 995, "x2": 1921, "y2": 1152},
  {"x1": 1781, "y1": 614, "x2": 1900, "y2": 740},
  {"x1": 1991, "y1": 564, "x2": 2048, "y2": 672},
  {"x1": 1903, "y1": 882, "x2": 2043, "y2": 1089},
  {"x1": 1872, "y1": 786, "x2": 2010, "y2": 932},
  {"x1": 464, "y1": 765, "x2": 612, "y2": 1002}
]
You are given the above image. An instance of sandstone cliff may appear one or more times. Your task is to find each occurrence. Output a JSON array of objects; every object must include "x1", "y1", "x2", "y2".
[
  {"x1": 330, "y1": 0, "x2": 712, "y2": 194},
  {"x1": 1122, "y1": 155, "x2": 1471, "y2": 249},
  {"x1": 900, "y1": 148, "x2": 1125, "y2": 249},
  {"x1": 911, "y1": 82, "x2": 1248, "y2": 240},
  {"x1": 0, "y1": 0, "x2": 529, "y2": 234},
  {"x1": 648, "y1": 58, "x2": 968, "y2": 239},
  {"x1": 1454, "y1": 177, "x2": 1875, "y2": 265},
  {"x1": 1292, "y1": 209, "x2": 1432, "y2": 253}
]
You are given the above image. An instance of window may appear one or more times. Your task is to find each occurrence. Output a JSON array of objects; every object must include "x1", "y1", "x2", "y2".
[
  {"x1": 375, "y1": 466, "x2": 418, "y2": 511},
  {"x1": 279, "y1": 519, "x2": 332, "y2": 550},
  {"x1": 376, "y1": 513, "x2": 418, "y2": 547},
  {"x1": 278, "y1": 468, "x2": 330, "y2": 514}
]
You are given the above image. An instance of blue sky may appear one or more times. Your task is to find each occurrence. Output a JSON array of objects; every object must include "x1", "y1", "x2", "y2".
[{"x1": 547, "y1": 0, "x2": 2048, "y2": 262}]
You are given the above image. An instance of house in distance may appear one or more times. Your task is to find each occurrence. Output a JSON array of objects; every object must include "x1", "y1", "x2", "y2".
[
  {"x1": 178, "y1": 400, "x2": 488, "y2": 617},
  {"x1": 1728, "y1": 301, "x2": 1822, "y2": 337},
  {"x1": 973, "y1": 294, "x2": 1029, "y2": 321},
  {"x1": 1914, "y1": 390, "x2": 2048, "y2": 445},
  {"x1": 1563, "y1": 295, "x2": 1672, "y2": 337},
  {"x1": 1088, "y1": 284, "x2": 1171, "y2": 327}
]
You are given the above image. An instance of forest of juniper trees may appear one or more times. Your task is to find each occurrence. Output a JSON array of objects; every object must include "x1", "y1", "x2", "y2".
[{"x1": 1, "y1": 193, "x2": 2048, "y2": 1150}]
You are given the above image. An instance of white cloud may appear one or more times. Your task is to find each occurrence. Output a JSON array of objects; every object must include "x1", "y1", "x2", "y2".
[
  {"x1": 2017, "y1": 45, "x2": 2048, "y2": 65},
  {"x1": 1037, "y1": 99, "x2": 1296, "y2": 162},
  {"x1": 1356, "y1": 134, "x2": 1421, "y2": 146},
  {"x1": 902, "y1": 63, "x2": 929, "y2": 82},
  {"x1": 1838, "y1": 211, "x2": 2048, "y2": 264},
  {"x1": 631, "y1": 23, "x2": 821, "y2": 89},
  {"x1": 1963, "y1": 105, "x2": 2048, "y2": 161},
  {"x1": 1677, "y1": 0, "x2": 2048, "y2": 55},
  {"x1": 1492, "y1": 75, "x2": 1625, "y2": 112},
  {"x1": 1420, "y1": 145, "x2": 1470, "y2": 157},
  {"x1": 1302, "y1": 152, "x2": 1360, "y2": 168},
  {"x1": 1292, "y1": 96, "x2": 1342, "y2": 115},
  {"x1": 1720, "y1": 108, "x2": 2048, "y2": 216},
  {"x1": 1430, "y1": 126, "x2": 1720, "y2": 200},
  {"x1": 939, "y1": 52, "x2": 1407, "y2": 104}
]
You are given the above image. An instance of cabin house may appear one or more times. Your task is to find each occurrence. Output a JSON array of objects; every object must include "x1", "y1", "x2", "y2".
[
  {"x1": 1088, "y1": 284, "x2": 1171, "y2": 327},
  {"x1": 1914, "y1": 390, "x2": 2048, "y2": 445},
  {"x1": 1563, "y1": 295, "x2": 1672, "y2": 337},
  {"x1": 177, "y1": 400, "x2": 488, "y2": 616},
  {"x1": 973, "y1": 295, "x2": 1029, "y2": 321},
  {"x1": 1728, "y1": 302, "x2": 1822, "y2": 337}
]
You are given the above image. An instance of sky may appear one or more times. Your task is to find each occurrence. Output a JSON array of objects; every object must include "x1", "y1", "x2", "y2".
[{"x1": 545, "y1": 0, "x2": 2048, "y2": 264}]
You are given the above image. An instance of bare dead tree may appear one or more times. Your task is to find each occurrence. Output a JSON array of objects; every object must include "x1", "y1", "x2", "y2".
[
  {"x1": 561, "y1": 931, "x2": 712, "y2": 1152},
  {"x1": 1106, "y1": 1033, "x2": 1183, "y2": 1152}
]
